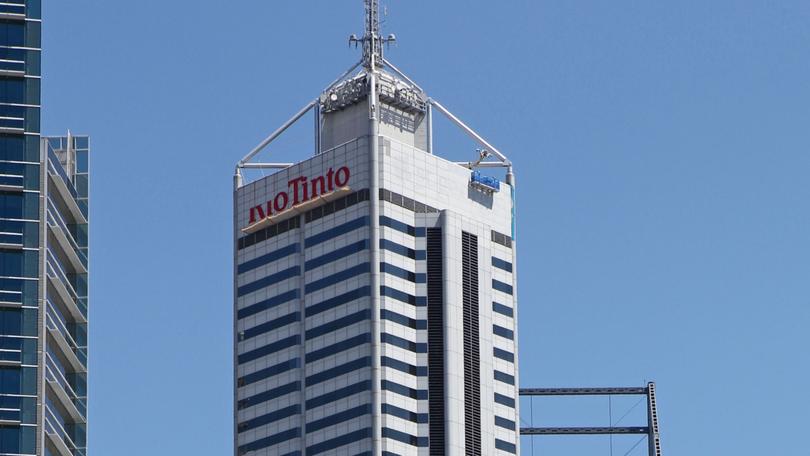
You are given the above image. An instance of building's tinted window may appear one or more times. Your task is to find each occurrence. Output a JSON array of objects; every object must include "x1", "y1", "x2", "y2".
[
  {"x1": 237, "y1": 289, "x2": 299, "y2": 320},
  {"x1": 383, "y1": 403, "x2": 428, "y2": 424},
  {"x1": 306, "y1": 403, "x2": 370, "y2": 433},
  {"x1": 379, "y1": 188, "x2": 438, "y2": 213},
  {"x1": 305, "y1": 240, "x2": 368, "y2": 271},
  {"x1": 306, "y1": 286, "x2": 370, "y2": 317},
  {"x1": 306, "y1": 309, "x2": 369, "y2": 339},
  {"x1": 238, "y1": 335, "x2": 300, "y2": 364},
  {"x1": 237, "y1": 427, "x2": 300, "y2": 456},
  {"x1": 495, "y1": 416, "x2": 516, "y2": 431},
  {"x1": 240, "y1": 312, "x2": 300, "y2": 341},
  {"x1": 382, "y1": 427, "x2": 428, "y2": 447},
  {"x1": 305, "y1": 428, "x2": 371, "y2": 456},
  {"x1": 237, "y1": 243, "x2": 299, "y2": 274},
  {"x1": 238, "y1": 381, "x2": 300, "y2": 410},
  {"x1": 382, "y1": 379, "x2": 427, "y2": 400},
  {"x1": 305, "y1": 356, "x2": 370, "y2": 386},
  {"x1": 304, "y1": 216, "x2": 368, "y2": 248},
  {"x1": 492, "y1": 230, "x2": 513, "y2": 249},
  {"x1": 380, "y1": 309, "x2": 426, "y2": 330},
  {"x1": 380, "y1": 216, "x2": 422, "y2": 237},
  {"x1": 380, "y1": 286, "x2": 425, "y2": 307},
  {"x1": 380, "y1": 239, "x2": 424, "y2": 260},
  {"x1": 381, "y1": 333, "x2": 426, "y2": 353},
  {"x1": 0, "y1": 309, "x2": 21, "y2": 335},
  {"x1": 237, "y1": 404, "x2": 299, "y2": 433},
  {"x1": 237, "y1": 216, "x2": 300, "y2": 251},
  {"x1": 494, "y1": 347, "x2": 515, "y2": 363},
  {"x1": 0, "y1": 192, "x2": 37, "y2": 220},
  {"x1": 237, "y1": 266, "x2": 300, "y2": 297},
  {"x1": 0, "y1": 250, "x2": 36, "y2": 278},
  {"x1": 304, "y1": 188, "x2": 369, "y2": 224},
  {"x1": 304, "y1": 262, "x2": 370, "y2": 294},
  {"x1": 493, "y1": 302, "x2": 514, "y2": 318},
  {"x1": 0, "y1": 23, "x2": 25, "y2": 47},
  {"x1": 237, "y1": 358, "x2": 300, "y2": 387},
  {"x1": 494, "y1": 370, "x2": 515, "y2": 385},
  {"x1": 494, "y1": 393, "x2": 515, "y2": 408},
  {"x1": 305, "y1": 333, "x2": 370, "y2": 363},
  {"x1": 495, "y1": 439, "x2": 517, "y2": 454},
  {"x1": 306, "y1": 380, "x2": 371, "y2": 410},
  {"x1": 493, "y1": 325, "x2": 514, "y2": 340},
  {"x1": 492, "y1": 279, "x2": 513, "y2": 295},
  {"x1": 380, "y1": 262, "x2": 424, "y2": 283},
  {"x1": 492, "y1": 256, "x2": 513, "y2": 272},
  {"x1": 381, "y1": 356, "x2": 426, "y2": 376}
]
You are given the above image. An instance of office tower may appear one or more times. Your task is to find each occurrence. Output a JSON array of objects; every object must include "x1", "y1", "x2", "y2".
[
  {"x1": 234, "y1": 3, "x2": 517, "y2": 455},
  {"x1": 0, "y1": 2, "x2": 90, "y2": 455}
]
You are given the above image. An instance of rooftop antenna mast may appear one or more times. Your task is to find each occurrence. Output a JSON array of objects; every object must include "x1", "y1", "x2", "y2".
[{"x1": 351, "y1": 0, "x2": 396, "y2": 70}]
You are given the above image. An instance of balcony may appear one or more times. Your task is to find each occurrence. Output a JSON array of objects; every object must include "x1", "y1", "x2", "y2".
[
  {"x1": 46, "y1": 309, "x2": 87, "y2": 372},
  {"x1": 45, "y1": 410, "x2": 86, "y2": 456},
  {"x1": 45, "y1": 357, "x2": 86, "y2": 423},
  {"x1": 47, "y1": 150, "x2": 87, "y2": 224},
  {"x1": 46, "y1": 258, "x2": 87, "y2": 324},
  {"x1": 47, "y1": 202, "x2": 88, "y2": 272}
]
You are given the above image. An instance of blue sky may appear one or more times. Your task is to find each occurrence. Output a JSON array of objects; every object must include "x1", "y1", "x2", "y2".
[{"x1": 42, "y1": 1, "x2": 809, "y2": 455}]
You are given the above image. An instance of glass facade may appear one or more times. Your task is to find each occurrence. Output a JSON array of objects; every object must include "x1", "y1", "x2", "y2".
[{"x1": 0, "y1": 2, "x2": 90, "y2": 455}]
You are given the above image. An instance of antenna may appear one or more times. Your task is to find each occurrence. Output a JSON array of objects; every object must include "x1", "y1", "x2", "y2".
[{"x1": 350, "y1": 0, "x2": 396, "y2": 70}]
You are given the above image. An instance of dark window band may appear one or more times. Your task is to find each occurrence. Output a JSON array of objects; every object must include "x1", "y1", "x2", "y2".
[
  {"x1": 238, "y1": 243, "x2": 300, "y2": 274},
  {"x1": 305, "y1": 428, "x2": 372, "y2": 456},
  {"x1": 381, "y1": 309, "x2": 426, "y2": 330},
  {"x1": 495, "y1": 439, "x2": 517, "y2": 454},
  {"x1": 237, "y1": 216, "x2": 300, "y2": 251},
  {"x1": 493, "y1": 324, "x2": 514, "y2": 340},
  {"x1": 305, "y1": 216, "x2": 369, "y2": 248},
  {"x1": 305, "y1": 262, "x2": 371, "y2": 294},
  {"x1": 492, "y1": 279, "x2": 513, "y2": 295},
  {"x1": 379, "y1": 215, "x2": 425, "y2": 237},
  {"x1": 238, "y1": 427, "x2": 301, "y2": 455},
  {"x1": 238, "y1": 335, "x2": 300, "y2": 364},
  {"x1": 306, "y1": 356, "x2": 371, "y2": 386},
  {"x1": 382, "y1": 356, "x2": 427, "y2": 376},
  {"x1": 306, "y1": 240, "x2": 369, "y2": 271},
  {"x1": 494, "y1": 370, "x2": 515, "y2": 385},
  {"x1": 238, "y1": 381, "x2": 300, "y2": 410},
  {"x1": 382, "y1": 403, "x2": 428, "y2": 424},
  {"x1": 305, "y1": 333, "x2": 370, "y2": 364},
  {"x1": 495, "y1": 416, "x2": 516, "y2": 431},
  {"x1": 494, "y1": 392, "x2": 515, "y2": 408},
  {"x1": 237, "y1": 404, "x2": 300, "y2": 433},
  {"x1": 238, "y1": 289, "x2": 299, "y2": 320},
  {"x1": 306, "y1": 309, "x2": 370, "y2": 339},
  {"x1": 380, "y1": 262, "x2": 424, "y2": 283},
  {"x1": 492, "y1": 302, "x2": 514, "y2": 318},
  {"x1": 494, "y1": 347, "x2": 515, "y2": 363},
  {"x1": 306, "y1": 286, "x2": 370, "y2": 318},
  {"x1": 380, "y1": 286, "x2": 426, "y2": 307},
  {"x1": 306, "y1": 403, "x2": 371, "y2": 434},
  {"x1": 304, "y1": 188, "x2": 370, "y2": 224},
  {"x1": 379, "y1": 188, "x2": 439, "y2": 214},
  {"x1": 381, "y1": 333, "x2": 426, "y2": 353},
  {"x1": 241, "y1": 312, "x2": 300, "y2": 341},
  {"x1": 306, "y1": 380, "x2": 371, "y2": 410},
  {"x1": 382, "y1": 427, "x2": 428, "y2": 447},
  {"x1": 491, "y1": 256, "x2": 513, "y2": 273},
  {"x1": 238, "y1": 358, "x2": 300, "y2": 387},
  {"x1": 381, "y1": 379, "x2": 427, "y2": 400},
  {"x1": 491, "y1": 230, "x2": 513, "y2": 249},
  {"x1": 237, "y1": 266, "x2": 300, "y2": 297},
  {"x1": 380, "y1": 239, "x2": 425, "y2": 260}
]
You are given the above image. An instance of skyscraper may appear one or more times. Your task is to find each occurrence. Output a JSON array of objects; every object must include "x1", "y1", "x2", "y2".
[
  {"x1": 234, "y1": 3, "x2": 517, "y2": 455},
  {"x1": 0, "y1": 2, "x2": 90, "y2": 455}
]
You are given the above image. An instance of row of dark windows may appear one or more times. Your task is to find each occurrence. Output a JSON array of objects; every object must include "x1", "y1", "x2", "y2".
[
  {"x1": 307, "y1": 427, "x2": 371, "y2": 456},
  {"x1": 304, "y1": 262, "x2": 370, "y2": 294},
  {"x1": 492, "y1": 279, "x2": 514, "y2": 295},
  {"x1": 495, "y1": 392, "x2": 516, "y2": 408},
  {"x1": 382, "y1": 356, "x2": 426, "y2": 377},
  {"x1": 0, "y1": 49, "x2": 40, "y2": 77},
  {"x1": 237, "y1": 427, "x2": 300, "y2": 456},
  {"x1": 382, "y1": 379, "x2": 427, "y2": 400},
  {"x1": 0, "y1": 21, "x2": 41, "y2": 49},
  {"x1": 494, "y1": 347, "x2": 515, "y2": 363},
  {"x1": 495, "y1": 415, "x2": 516, "y2": 431},
  {"x1": 493, "y1": 324, "x2": 515, "y2": 340},
  {"x1": 383, "y1": 427, "x2": 428, "y2": 448},
  {"x1": 379, "y1": 215, "x2": 425, "y2": 237},
  {"x1": 237, "y1": 380, "x2": 299, "y2": 411},
  {"x1": 305, "y1": 309, "x2": 369, "y2": 340},
  {"x1": 237, "y1": 404, "x2": 299, "y2": 434},
  {"x1": 238, "y1": 335, "x2": 300, "y2": 365},
  {"x1": 304, "y1": 188, "x2": 370, "y2": 224},
  {"x1": 237, "y1": 289, "x2": 298, "y2": 320},
  {"x1": 0, "y1": 307, "x2": 36, "y2": 336},
  {"x1": 305, "y1": 216, "x2": 368, "y2": 248},
  {"x1": 380, "y1": 262, "x2": 425, "y2": 283},
  {"x1": 492, "y1": 230, "x2": 513, "y2": 249},
  {"x1": 381, "y1": 332, "x2": 426, "y2": 353},
  {"x1": 379, "y1": 188, "x2": 438, "y2": 214},
  {"x1": 306, "y1": 403, "x2": 370, "y2": 434},
  {"x1": 492, "y1": 256, "x2": 513, "y2": 273},
  {"x1": 0, "y1": 77, "x2": 39, "y2": 105},
  {"x1": 237, "y1": 266, "x2": 299, "y2": 297},
  {"x1": 496, "y1": 438, "x2": 517, "y2": 454},
  {"x1": 305, "y1": 333, "x2": 369, "y2": 364},
  {"x1": 239, "y1": 312, "x2": 299, "y2": 342},
  {"x1": 305, "y1": 286, "x2": 369, "y2": 318},
  {"x1": 380, "y1": 238, "x2": 424, "y2": 260},
  {"x1": 493, "y1": 302, "x2": 514, "y2": 318},
  {"x1": 237, "y1": 189, "x2": 371, "y2": 251},
  {"x1": 306, "y1": 356, "x2": 370, "y2": 387},
  {"x1": 381, "y1": 309, "x2": 426, "y2": 330},
  {"x1": 494, "y1": 370, "x2": 515, "y2": 386},
  {"x1": 380, "y1": 285, "x2": 426, "y2": 307},
  {"x1": 237, "y1": 357, "x2": 299, "y2": 387},
  {"x1": 305, "y1": 239, "x2": 368, "y2": 271},
  {"x1": 0, "y1": 192, "x2": 38, "y2": 221},
  {"x1": 382, "y1": 403, "x2": 428, "y2": 424},
  {"x1": 237, "y1": 243, "x2": 299, "y2": 275},
  {"x1": 306, "y1": 380, "x2": 370, "y2": 410}
]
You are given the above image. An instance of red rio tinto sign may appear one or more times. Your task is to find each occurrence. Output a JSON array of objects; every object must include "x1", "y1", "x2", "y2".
[{"x1": 248, "y1": 166, "x2": 351, "y2": 224}]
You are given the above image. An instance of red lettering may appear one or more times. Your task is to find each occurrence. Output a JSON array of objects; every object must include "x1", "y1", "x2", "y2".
[
  {"x1": 334, "y1": 166, "x2": 350, "y2": 187},
  {"x1": 274, "y1": 192, "x2": 289, "y2": 212},
  {"x1": 326, "y1": 168, "x2": 335, "y2": 191},
  {"x1": 310, "y1": 176, "x2": 326, "y2": 198},
  {"x1": 249, "y1": 205, "x2": 265, "y2": 224},
  {"x1": 288, "y1": 176, "x2": 307, "y2": 205}
]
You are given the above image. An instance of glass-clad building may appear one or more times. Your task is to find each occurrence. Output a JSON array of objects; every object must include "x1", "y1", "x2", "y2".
[{"x1": 0, "y1": 2, "x2": 90, "y2": 455}]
